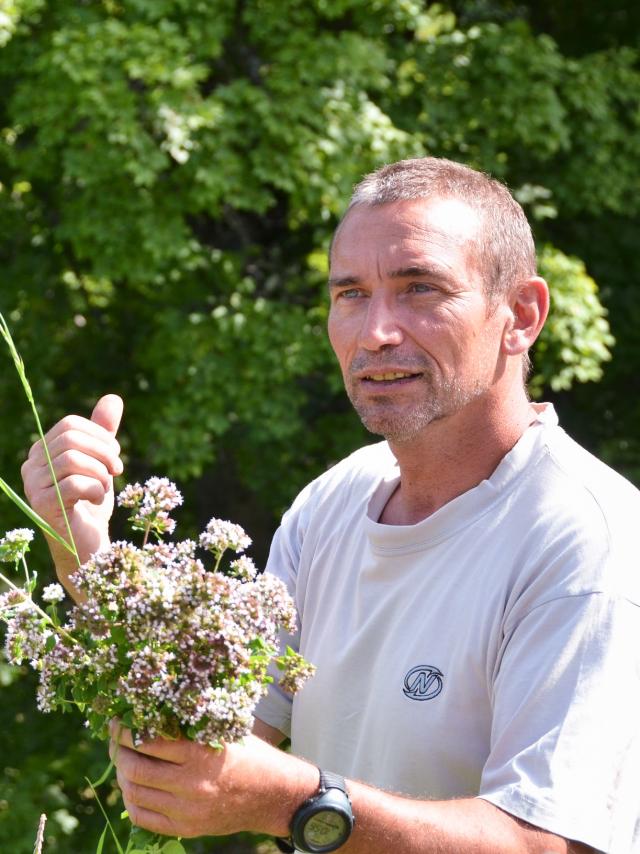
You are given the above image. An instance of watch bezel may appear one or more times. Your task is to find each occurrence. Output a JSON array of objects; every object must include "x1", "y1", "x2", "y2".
[{"x1": 290, "y1": 779, "x2": 354, "y2": 853}]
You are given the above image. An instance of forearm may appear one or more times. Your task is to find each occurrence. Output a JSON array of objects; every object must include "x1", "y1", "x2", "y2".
[
  {"x1": 262, "y1": 759, "x2": 588, "y2": 854},
  {"x1": 335, "y1": 784, "x2": 578, "y2": 854}
]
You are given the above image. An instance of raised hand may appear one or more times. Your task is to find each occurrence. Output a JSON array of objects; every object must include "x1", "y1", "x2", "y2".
[{"x1": 21, "y1": 394, "x2": 124, "y2": 593}]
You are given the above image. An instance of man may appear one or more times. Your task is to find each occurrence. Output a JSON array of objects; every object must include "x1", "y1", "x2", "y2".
[{"x1": 22, "y1": 158, "x2": 640, "y2": 853}]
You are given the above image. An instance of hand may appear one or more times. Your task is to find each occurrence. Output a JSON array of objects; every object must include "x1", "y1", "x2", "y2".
[
  {"x1": 109, "y1": 724, "x2": 317, "y2": 839},
  {"x1": 21, "y1": 394, "x2": 124, "y2": 586}
]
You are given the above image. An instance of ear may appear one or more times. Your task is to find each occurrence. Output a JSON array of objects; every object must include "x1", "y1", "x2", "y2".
[{"x1": 502, "y1": 276, "x2": 549, "y2": 356}]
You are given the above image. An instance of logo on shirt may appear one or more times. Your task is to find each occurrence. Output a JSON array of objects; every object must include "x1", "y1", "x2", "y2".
[{"x1": 402, "y1": 665, "x2": 444, "y2": 701}]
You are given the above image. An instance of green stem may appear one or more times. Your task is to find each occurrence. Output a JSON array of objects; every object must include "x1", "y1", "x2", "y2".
[
  {"x1": 142, "y1": 521, "x2": 151, "y2": 548},
  {"x1": 213, "y1": 548, "x2": 226, "y2": 574},
  {"x1": 21, "y1": 554, "x2": 30, "y2": 588},
  {"x1": 0, "y1": 313, "x2": 80, "y2": 566}
]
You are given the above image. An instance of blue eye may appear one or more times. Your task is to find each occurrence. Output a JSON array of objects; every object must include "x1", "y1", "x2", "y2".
[
  {"x1": 337, "y1": 288, "x2": 363, "y2": 299},
  {"x1": 408, "y1": 282, "x2": 434, "y2": 294}
]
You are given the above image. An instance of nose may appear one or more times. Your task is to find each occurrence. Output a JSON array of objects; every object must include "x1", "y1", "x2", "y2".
[{"x1": 359, "y1": 293, "x2": 404, "y2": 351}]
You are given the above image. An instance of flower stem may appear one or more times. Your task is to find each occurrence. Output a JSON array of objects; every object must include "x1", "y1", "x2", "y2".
[{"x1": 21, "y1": 555, "x2": 31, "y2": 588}]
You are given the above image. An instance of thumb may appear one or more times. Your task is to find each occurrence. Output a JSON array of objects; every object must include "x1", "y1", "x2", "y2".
[{"x1": 90, "y1": 394, "x2": 124, "y2": 436}]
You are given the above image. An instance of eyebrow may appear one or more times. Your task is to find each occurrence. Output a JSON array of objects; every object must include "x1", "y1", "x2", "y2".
[
  {"x1": 388, "y1": 264, "x2": 452, "y2": 282},
  {"x1": 328, "y1": 264, "x2": 453, "y2": 290},
  {"x1": 328, "y1": 275, "x2": 360, "y2": 290}
]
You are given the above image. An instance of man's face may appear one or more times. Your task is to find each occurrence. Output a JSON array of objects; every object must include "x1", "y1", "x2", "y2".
[{"x1": 327, "y1": 197, "x2": 509, "y2": 444}]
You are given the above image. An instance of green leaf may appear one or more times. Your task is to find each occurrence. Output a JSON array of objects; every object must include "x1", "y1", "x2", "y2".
[
  {"x1": 110, "y1": 626, "x2": 127, "y2": 646},
  {"x1": 160, "y1": 841, "x2": 187, "y2": 854},
  {"x1": 96, "y1": 823, "x2": 108, "y2": 854},
  {"x1": 127, "y1": 826, "x2": 157, "y2": 847}
]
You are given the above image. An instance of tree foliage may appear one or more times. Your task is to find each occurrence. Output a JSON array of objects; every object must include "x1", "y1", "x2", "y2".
[{"x1": 0, "y1": 1, "x2": 638, "y2": 851}]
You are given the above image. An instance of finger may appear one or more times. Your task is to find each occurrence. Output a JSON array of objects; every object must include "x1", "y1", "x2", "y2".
[
  {"x1": 27, "y1": 429, "x2": 121, "y2": 469},
  {"x1": 25, "y1": 476, "x2": 108, "y2": 517},
  {"x1": 28, "y1": 449, "x2": 113, "y2": 493},
  {"x1": 39, "y1": 414, "x2": 122, "y2": 453},
  {"x1": 54, "y1": 474, "x2": 109, "y2": 508},
  {"x1": 111, "y1": 741, "x2": 181, "y2": 794},
  {"x1": 123, "y1": 803, "x2": 178, "y2": 839},
  {"x1": 110, "y1": 724, "x2": 186, "y2": 764},
  {"x1": 91, "y1": 394, "x2": 123, "y2": 436},
  {"x1": 48, "y1": 429, "x2": 121, "y2": 467},
  {"x1": 117, "y1": 771, "x2": 179, "y2": 815}
]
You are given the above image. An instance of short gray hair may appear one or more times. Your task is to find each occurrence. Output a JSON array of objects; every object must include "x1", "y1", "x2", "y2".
[{"x1": 339, "y1": 157, "x2": 537, "y2": 303}]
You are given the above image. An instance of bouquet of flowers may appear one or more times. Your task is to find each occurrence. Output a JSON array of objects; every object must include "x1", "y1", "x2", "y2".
[{"x1": 0, "y1": 314, "x2": 314, "y2": 853}]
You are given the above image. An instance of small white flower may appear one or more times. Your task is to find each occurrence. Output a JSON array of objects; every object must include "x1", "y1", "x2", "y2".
[
  {"x1": 0, "y1": 528, "x2": 35, "y2": 562},
  {"x1": 229, "y1": 556, "x2": 258, "y2": 582},
  {"x1": 199, "y1": 519, "x2": 251, "y2": 556},
  {"x1": 42, "y1": 583, "x2": 65, "y2": 604}
]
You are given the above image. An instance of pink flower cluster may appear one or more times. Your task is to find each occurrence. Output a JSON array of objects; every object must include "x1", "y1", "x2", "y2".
[
  {"x1": 0, "y1": 479, "x2": 314, "y2": 748},
  {"x1": 117, "y1": 477, "x2": 183, "y2": 538}
]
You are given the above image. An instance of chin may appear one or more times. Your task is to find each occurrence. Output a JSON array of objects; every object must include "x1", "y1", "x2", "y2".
[{"x1": 357, "y1": 409, "x2": 437, "y2": 443}]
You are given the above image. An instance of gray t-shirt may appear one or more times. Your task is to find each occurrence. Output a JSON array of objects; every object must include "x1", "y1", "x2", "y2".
[{"x1": 257, "y1": 405, "x2": 640, "y2": 852}]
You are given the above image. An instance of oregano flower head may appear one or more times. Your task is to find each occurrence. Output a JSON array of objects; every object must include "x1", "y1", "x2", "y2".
[
  {"x1": 0, "y1": 528, "x2": 34, "y2": 563},
  {"x1": 117, "y1": 477, "x2": 183, "y2": 539}
]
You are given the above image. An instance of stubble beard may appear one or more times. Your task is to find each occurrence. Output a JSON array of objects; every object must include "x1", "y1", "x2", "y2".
[{"x1": 346, "y1": 367, "x2": 487, "y2": 444}]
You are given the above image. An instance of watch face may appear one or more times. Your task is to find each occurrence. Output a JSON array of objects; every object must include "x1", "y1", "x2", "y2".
[{"x1": 304, "y1": 809, "x2": 348, "y2": 847}]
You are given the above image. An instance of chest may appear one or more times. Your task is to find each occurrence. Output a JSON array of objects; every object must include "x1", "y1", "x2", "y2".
[{"x1": 290, "y1": 529, "x2": 513, "y2": 796}]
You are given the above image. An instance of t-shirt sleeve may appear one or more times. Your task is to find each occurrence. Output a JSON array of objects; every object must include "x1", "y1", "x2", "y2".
[
  {"x1": 477, "y1": 591, "x2": 640, "y2": 853},
  {"x1": 254, "y1": 504, "x2": 305, "y2": 738}
]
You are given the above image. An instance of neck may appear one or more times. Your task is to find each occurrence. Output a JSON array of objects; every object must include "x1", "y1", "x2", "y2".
[{"x1": 380, "y1": 385, "x2": 536, "y2": 526}]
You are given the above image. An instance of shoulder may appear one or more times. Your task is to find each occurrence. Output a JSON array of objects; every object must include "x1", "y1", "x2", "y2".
[
  {"x1": 508, "y1": 421, "x2": 640, "y2": 607},
  {"x1": 285, "y1": 440, "x2": 396, "y2": 520},
  {"x1": 538, "y1": 424, "x2": 640, "y2": 542},
  {"x1": 266, "y1": 441, "x2": 395, "y2": 571}
]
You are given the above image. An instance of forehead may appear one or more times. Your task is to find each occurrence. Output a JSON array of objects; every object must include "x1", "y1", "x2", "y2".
[{"x1": 330, "y1": 197, "x2": 482, "y2": 277}]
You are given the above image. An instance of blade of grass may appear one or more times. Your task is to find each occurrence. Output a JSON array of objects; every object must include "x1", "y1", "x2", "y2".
[
  {"x1": 96, "y1": 823, "x2": 108, "y2": 854},
  {"x1": 85, "y1": 777, "x2": 125, "y2": 854},
  {"x1": 0, "y1": 313, "x2": 80, "y2": 565},
  {"x1": 0, "y1": 475, "x2": 76, "y2": 555}
]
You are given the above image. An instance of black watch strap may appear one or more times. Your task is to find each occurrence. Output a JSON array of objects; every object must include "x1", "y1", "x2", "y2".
[{"x1": 319, "y1": 770, "x2": 347, "y2": 793}]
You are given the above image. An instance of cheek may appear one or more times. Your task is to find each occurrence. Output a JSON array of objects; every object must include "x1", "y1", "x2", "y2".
[{"x1": 327, "y1": 313, "x2": 353, "y2": 366}]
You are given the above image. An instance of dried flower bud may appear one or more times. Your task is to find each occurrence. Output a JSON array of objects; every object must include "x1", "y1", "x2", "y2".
[{"x1": 0, "y1": 587, "x2": 28, "y2": 616}]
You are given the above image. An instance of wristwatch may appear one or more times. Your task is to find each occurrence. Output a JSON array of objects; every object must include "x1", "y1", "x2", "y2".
[{"x1": 275, "y1": 769, "x2": 355, "y2": 853}]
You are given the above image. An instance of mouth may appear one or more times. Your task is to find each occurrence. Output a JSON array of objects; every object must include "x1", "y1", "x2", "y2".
[{"x1": 360, "y1": 371, "x2": 423, "y2": 384}]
